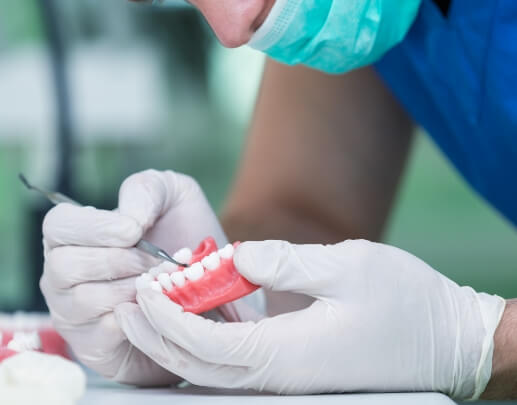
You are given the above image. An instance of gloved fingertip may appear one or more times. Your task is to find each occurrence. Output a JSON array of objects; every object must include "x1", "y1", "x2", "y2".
[
  {"x1": 42, "y1": 203, "x2": 76, "y2": 239},
  {"x1": 135, "y1": 289, "x2": 187, "y2": 340},
  {"x1": 234, "y1": 241, "x2": 258, "y2": 279},
  {"x1": 120, "y1": 211, "x2": 152, "y2": 234},
  {"x1": 136, "y1": 288, "x2": 184, "y2": 314},
  {"x1": 118, "y1": 170, "x2": 165, "y2": 231},
  {"x1": 118, "y1": 217, "x2": 144, "y2": 246},
  {"x1": 234, "y1": 240, "x2": 286, "y2": 287},
  {"x1": 44, "y1": 202, "x2": 144, "y2": 248}
]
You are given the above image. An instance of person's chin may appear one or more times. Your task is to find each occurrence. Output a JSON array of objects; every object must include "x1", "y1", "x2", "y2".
[{"x1": 194, "y1": 0, "x2": 276, "y2": 48}]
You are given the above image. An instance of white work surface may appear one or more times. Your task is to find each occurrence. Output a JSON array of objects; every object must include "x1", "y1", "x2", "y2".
[{"x1": 79, "y1": 384, "x2": 456, "y2": 405}]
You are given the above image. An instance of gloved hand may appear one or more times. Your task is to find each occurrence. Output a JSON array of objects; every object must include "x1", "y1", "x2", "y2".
[
  {"x1": 116, "y1": 239, "x2": 505, "y2": 399},
  {"x1": 40, "y1": 169, "x2": 262, "y2": 385}
]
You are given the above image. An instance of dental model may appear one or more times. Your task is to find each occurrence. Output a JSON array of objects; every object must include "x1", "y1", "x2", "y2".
[
  {"x1": 136, "y1": 237, "x2": 259, "y2": 314},
  {"x1": 0, "y1": 313, "x2": 69, "y2": 362},
  {"x1": 0, "y1": 317, "x2": 85, "y2": 404}
]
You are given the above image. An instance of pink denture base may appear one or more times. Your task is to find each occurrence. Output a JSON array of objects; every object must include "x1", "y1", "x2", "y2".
[
  {"x1": 0, "y1": 327, "x2": 69, "y2": 363},
  {"x1": 164, "y1": 237, "x2": 259, "y2": 314}
]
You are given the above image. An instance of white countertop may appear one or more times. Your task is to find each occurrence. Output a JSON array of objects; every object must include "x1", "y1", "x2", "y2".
[{"x1": 80, "y1": 384, "x2": 455, "y2": 405}]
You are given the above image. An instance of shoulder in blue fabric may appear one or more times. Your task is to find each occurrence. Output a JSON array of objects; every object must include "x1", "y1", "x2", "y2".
[{"x1": 376, "y1": 0, "x2": 517, "y2": 226}]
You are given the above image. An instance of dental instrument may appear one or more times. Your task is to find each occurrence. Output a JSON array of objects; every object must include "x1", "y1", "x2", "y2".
[
  {"x1": 18, "y1": 173, "x2": 188, "y2": 267},
  {"x1": 135, "y1": 237, "x2": 259, "y2": 314}
]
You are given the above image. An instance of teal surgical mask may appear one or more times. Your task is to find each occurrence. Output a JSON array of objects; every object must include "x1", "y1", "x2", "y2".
[{"x1": 248, "y1": 0, "x2": 422, "y2": 74}]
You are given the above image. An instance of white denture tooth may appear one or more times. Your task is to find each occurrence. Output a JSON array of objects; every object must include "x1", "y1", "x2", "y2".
[
  {"x1": 201, "y1": 252, "x2": 220, "y2": 271},
  {"x1": 170, "y1": 271, "x2": 186, "y2": 287},
  {"x1": 149, "y1": 266, "x2": 162, "y2": 278},
  {"x1": 218, "y1": 244, "x2": 234, "y2": 260},
  {"x1": 157, "y1": 273, "x2": 173, "y2": 292},
  {"x1": 184, "y1": 262, "x2": 204, "y2": 281},
  {"x1": 173, "y1": 247, "x2": 192, "y2": 265},
  {"x1": 150, "y1": 281, "x2": 162, "y2": 293},
  {"x1": 7, "y1": 331, "x2": 42, "y2": 352},
  {"x1": 27, "y1": 332, "x2": 42, "y2": 350},
  {"x1": 158, "y1": 261, "x2": 178, "y2": 274}
]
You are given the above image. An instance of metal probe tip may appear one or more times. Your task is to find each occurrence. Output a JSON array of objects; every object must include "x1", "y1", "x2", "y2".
[
  {"x1": 19, "y1": 173, "x2": 33, "y2": 190},
  {"x1": 160, "y1": 251, "x2": 187, "y2": 267}
]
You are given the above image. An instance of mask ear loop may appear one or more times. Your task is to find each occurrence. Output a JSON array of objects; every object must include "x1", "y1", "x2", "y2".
[{"x1": 247, "y1": 0, "x2": 293, "y2": 51}]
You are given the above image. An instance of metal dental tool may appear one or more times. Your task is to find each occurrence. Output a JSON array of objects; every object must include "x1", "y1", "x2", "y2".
[{"x1": 19, "y1": 173, "x2": 188, "y2": 267}]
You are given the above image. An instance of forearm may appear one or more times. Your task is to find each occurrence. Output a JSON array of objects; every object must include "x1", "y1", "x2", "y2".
[
  {"x1": 221, "y1": 201, "x2": 350, "y2": 244},
  {"x1": 221, "y1": 61, "x2": 413, "y2": 245},
  {"x1": 481, "y1": 299, "x2": 517, "y2": 400},
  {"x1": 220, "y1": 61, "x2": 412, "y2": 316}
]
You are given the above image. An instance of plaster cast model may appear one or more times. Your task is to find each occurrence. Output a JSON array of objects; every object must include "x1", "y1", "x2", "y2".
[{"x1": 0, "y1": 351, "x2": 86, "y2": 405}]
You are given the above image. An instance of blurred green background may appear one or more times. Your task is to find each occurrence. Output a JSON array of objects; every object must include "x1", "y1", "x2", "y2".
[{"x1": 0, "y1": 0, "x2": 516, "y2": 312}]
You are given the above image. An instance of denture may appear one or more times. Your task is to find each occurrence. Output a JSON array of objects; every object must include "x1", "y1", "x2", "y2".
[
  {"x1": 136, "y1": 237, "x2": 259, "y2": 314},
  {"x1": 0, "y1": 313, "x2": 69, "y2": 363}
]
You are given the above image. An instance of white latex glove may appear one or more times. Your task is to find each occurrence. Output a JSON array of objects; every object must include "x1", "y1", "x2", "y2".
[
  {"x1": 41, "y1": 169, "x2": 263, "y2": 385},
  {"x1": 115, "y1": 239, "x2": 505, "y2": 400}
]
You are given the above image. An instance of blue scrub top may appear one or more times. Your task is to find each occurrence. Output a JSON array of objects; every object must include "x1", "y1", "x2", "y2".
[{"x1": 376, "y1": 0, "x2": 517, "y2": 226}]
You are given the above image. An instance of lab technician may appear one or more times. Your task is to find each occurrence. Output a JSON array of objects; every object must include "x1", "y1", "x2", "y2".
[{"x1": 40, "y1": 0, "x2": 517, "y2": 400}]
